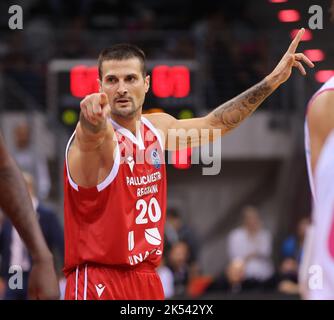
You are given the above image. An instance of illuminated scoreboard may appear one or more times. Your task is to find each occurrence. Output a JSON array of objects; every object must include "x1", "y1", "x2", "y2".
[{"x1": 48, "y1": 60, "x2": 201, "y2": 129}]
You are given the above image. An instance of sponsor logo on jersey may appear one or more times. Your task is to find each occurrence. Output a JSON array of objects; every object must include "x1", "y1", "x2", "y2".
[
  {"x1": 151, "y1": 149, "x2": 161, "y2": 169},
  {"x1": 136, "y1": 184, "x2": 159, "y2": 197},
  {"x1": 126, "y1": 172, "x2": 161, "y2": 186},
  {"x1": 126, "y1": 156, "x2": 135, "y2": 173},
  {"x1": 95, "y1": 284, "x2": 106, "y2": 298},
  {"x1": 128, "y1": 231, "x2": 135, "y2": 251},
  {"x1": 144, "y1": 227, "x2": 162, "y2": 246},
  {"x1": 128, "y1": 248, "x2": 163, "y2": 266}
]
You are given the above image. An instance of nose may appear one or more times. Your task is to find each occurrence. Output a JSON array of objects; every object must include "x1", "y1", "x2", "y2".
[{"x1": 117, "y1": 81, "x2": 128, "y2": 96}]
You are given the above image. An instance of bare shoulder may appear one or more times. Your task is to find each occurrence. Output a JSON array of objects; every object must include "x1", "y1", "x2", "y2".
[
  {"x1": 308, "y1": 90, "x2": 334, "y2": 122},
  {"x1": 143, "y1": 112, "x2": 176, "y2": 131},
  {"x1": 308, "y1": 90, "x2": 334, "y2": 136},
  {"x1": 307, "y1": 90, "x2": 334, "y2": 172}
]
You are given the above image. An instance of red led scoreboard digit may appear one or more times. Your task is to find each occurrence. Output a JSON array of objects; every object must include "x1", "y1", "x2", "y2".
[
  {"x1": 70, "y1": 65, "x2": 191, "y2": 99},
  {"x1": 152, "y1": 65, "x2": 190, "y2": 98},
  {"x1": 70, "y1": 65, "x2": 99, "y2": 98}
]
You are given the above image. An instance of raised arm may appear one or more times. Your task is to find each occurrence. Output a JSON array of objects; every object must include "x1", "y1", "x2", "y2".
[
  {"x1": 68, "y1": 92, "x2": 117, "y2": 188},
  {"x1": 0, "y1": 135, "x2": 59, "y2": 299},
  {"x1": 146, "y1": 28, "x2": 314, "y2": 150},
  {"x1": 207, "y1": 28, "x2": 313, "y2": 131}
]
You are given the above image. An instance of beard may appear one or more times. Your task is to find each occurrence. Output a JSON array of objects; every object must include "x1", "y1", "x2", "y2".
[{"x1": 110, "y1": 99, "x2": 141, "y2": 118}]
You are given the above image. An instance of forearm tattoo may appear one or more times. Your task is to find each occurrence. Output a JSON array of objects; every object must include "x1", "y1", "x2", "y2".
[{"x1": 212, "y1": 79, "x2": 272, "y2": 130}]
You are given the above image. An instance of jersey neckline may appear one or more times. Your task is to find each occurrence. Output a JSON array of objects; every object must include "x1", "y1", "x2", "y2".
[{"x1": 109, "y1": 117, "x2": 145, "y2": 150}]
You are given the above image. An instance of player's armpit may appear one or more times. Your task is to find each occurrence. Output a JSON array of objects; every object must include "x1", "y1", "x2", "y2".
[{"x1": 307, "y1": 90, "x2": 334, "y2": 173}]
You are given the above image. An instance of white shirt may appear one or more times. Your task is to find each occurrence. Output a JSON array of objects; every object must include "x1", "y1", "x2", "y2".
[
  {"x1": 303, "y1": 131, "x2": 334, "y2": 299},
  {"x1": 227, "y1": 227, "x2": 274, "y2": 280},
  {"x1": 157, "y1": 265, "x2": 175, "y2": 299}
]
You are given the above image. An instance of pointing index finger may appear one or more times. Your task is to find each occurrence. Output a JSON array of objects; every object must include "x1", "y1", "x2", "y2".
[
  {"x1": 99, "y1": 93, "x2": 109, "y2": 107},
  {"x1": 288, "y1": 28, "x2": 305, "y2": 53}
]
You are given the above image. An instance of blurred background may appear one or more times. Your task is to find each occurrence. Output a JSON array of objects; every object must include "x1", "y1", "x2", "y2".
[{"x1": 0, "y1": 0, "x2": 333, "y2": 300}]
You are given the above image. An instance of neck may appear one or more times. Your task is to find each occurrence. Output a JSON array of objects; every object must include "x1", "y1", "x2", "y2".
[
  {"x1": 111, "y1": 112, "x2": 142, "y2": 135},
  {"x1": 247, "y1": 228, "x2": 259, "y2": 236}
]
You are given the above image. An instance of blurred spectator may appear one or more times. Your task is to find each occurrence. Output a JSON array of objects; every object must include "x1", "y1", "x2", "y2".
[
  {"x1": 157, "y1": 257, "x2": 174, "y2": 299},
  {"x1": 28, "y1": 0, "x2": 93, "y2": 27},
  {"x1": 275, "y1": 217, "x2": 310, "y2": 297},
  {"x1": 193, "y1": 9, "x2": 239, "y2": 106},
  {"x1": 206, "y1": 258, "x2": 261, "y2": 294},
  {"x1": 12, "y1": 120, "x2": 51, "y2": 200},
  {"x1": 0, "y1": 172, "x2": 64, "y2": 300},
  {"x1": 58, "y1": 18, "x2": 91, "y2": 59},
  {"x1": 164, "y1": 208, "x2": 200, "y2": 278},
  {"x1": 167, "y1": 241, "x2": 190, "y2": 297},
  {"x1": 3, "y1": 52, "x2": 45, "y2": 106},
  {"x1": 281, "y1": 217, "x2": 311, "y2": 264},
  {"x1": 126, "y1": 6, "x2": 157, "y2": 31},
  {"x1": 276, "y1": 257, "x2": 299, "y2": 295},
  {"x1": 165, "y1": 37, "x2": 195, "y2": 60},
  {"x1": 227, "y1": 205, "x2": 274, "y2": 281}
]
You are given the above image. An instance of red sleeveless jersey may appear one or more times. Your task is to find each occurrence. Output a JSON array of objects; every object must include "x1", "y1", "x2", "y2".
[{"x1": 63, "y1": 117, "x2": 166, "y2": 276}]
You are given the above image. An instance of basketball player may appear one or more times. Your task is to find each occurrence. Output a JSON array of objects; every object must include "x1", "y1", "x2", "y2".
[
  {"x1": 64, "y1": 28, "x2": 313, "y2": 300},
  {"x1": 299, "y1": 1, "x2": 334, "y2": 299},
  {"x1": 0, "y1": 134, "x2": 59, "y2": 299}
]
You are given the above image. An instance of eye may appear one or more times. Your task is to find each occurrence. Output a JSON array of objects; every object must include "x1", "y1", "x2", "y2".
[
  {"x1": 126, "y1": 75, "x2": 137, "y2": 82},
  {"x1": 106, "y1": 77, "x2": 117, "y2": 84}
]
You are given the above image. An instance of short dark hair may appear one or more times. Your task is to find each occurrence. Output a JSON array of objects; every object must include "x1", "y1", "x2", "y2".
[{"x1": 98, "y1": 43, "x2": 146, "y2": 80}]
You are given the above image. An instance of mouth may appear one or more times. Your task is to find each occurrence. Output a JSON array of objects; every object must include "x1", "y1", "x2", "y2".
[{"x1": 115, "y1": 98, "x2": 131, "y2": 104}]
